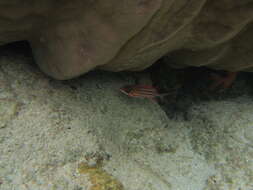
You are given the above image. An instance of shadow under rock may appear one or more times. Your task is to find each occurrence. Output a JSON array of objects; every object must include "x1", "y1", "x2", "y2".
[{"x1": 149, "y1": 60, "x2": 253, "y2": 121}]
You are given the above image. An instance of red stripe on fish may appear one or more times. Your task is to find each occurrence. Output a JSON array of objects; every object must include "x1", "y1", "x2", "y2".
[{"x1": 120, "y1": 85, "x2": 161, "y2": 99}]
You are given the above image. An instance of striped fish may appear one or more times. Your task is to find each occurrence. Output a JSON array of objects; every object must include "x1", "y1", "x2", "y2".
[{"x1": 120, "y1": 85, "x2": 168, "y2": 100}]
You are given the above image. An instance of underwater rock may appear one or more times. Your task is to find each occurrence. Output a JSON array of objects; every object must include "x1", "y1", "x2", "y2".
[{"x1": 0, "y1": 0, "x2": 253, "y2": 79}]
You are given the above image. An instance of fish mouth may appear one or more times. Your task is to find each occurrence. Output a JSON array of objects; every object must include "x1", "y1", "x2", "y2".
[
  {"x1": 119, "y1": 86, "x2": 131, "y2": 95},
  {"x1": 119, "y1": 88, "x2": 128, "y2": 95}
]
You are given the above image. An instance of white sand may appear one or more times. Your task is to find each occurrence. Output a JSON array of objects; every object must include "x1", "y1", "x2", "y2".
[{"x1": 0, "y1": 54, "x2": 252, "y2": 190}]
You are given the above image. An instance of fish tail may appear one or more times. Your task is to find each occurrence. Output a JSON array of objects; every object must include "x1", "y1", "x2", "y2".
[{"x1": 158, "y1": 90, "x2": 178, "y2": 97}]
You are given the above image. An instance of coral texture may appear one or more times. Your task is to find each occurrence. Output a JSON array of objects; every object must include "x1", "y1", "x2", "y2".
[{"x1": 0, "y1": 0, "x2": 253, "y2": 79}]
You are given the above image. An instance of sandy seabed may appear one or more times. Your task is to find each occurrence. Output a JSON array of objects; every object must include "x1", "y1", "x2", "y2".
[{"x1": 0, "y1": 50, "x2": 252, "y2": 190}]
